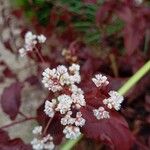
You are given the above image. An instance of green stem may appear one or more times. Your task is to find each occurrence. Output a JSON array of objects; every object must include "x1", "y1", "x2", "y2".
[
  {"x1": 118, "y1": 60, "x2": 150, "y2": 95},
  {"x1": 61, "y1": 135, "x2": 83, "y2": 150},
  {"x1": 61, "y1": 60, "x2": 150, "y2": 150}
]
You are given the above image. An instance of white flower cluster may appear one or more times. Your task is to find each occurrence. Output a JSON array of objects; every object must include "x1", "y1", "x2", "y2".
[
  {"x1": 103, "y1": 91, "x2": 124, "y2": 111},
  {"x1": 63, "y1": 126, "x2": 81, "y2": 140},
  {"x1": 93, "y1": 107, "x2": 110, "y2": 120},
  {"x1": 19, "y1": 31, "x2": 46, "y2": 57},
  {"x1": 42, "y1": 64, "x2": 81, "y2": 92},
  {"x1": 92, "y1": 74, "x2": 109, "y2": 87},
  {"x1": 92, "y1": 73, "x2": 124, "y2": 120},
  {"x1": 61, "y1": 111, "x2": 85, "y2": 139},
  {"x1": 31, "y1": 126, "x2": 55, "y2": 150},
  {"x1": 44, "y1": 99, "x2": 56, "y2": 118},
  {"x1": 43, "y1": 64, "x2": 86, "y2": 139}
]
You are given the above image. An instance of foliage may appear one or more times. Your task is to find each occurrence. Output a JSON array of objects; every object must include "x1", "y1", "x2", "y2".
[{"x1": 0, "y1": 0, "x2": 150, "y2": 150}]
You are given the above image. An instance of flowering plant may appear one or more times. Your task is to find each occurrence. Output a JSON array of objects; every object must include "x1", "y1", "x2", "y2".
[{"x1": 0, "y1": 0, "x2": 150, "y2": 150}]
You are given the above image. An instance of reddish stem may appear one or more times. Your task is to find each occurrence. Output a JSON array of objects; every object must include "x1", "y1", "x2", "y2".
[
  {"x1": 34, "y1": 47, "x2": 45, "y2": 63},
  {"x1": 43, "y1": 117, "x2": 53, "y2": 136},
  {"x1": 0, "y1": 117, "x2": 36, "y2": 129},
  {"x1": 18, "y1": 111, "x2": 28, "y2": 119}
]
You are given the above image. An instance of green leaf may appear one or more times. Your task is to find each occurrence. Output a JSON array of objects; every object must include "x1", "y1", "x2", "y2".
[
  {"x1": 85, "y1": 31, "x2": 101, "y2": 43},
  {"x1": 12, "y1": 0, "x2": 29, "y2": 7},
  {"x1": 33, "y1": 0, "x2": 45, "y2": 5},
  {"x1": 74, "y1": 21, "x2": 91, "y2": 28},
  {"x1": 106, "y1": 19, "x2": 124, "y2": 35}
]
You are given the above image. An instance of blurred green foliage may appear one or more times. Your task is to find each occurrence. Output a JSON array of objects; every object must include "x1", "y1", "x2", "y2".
[{"x1": 12, "y1": 0, "x2": 124, "y2": 44}]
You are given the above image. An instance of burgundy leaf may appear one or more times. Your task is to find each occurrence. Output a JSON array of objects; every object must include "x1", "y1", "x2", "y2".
[
  {"x1": 81, "y1": 106, "x2": 134, "y2": 150},
  {"x1": 3, "y1": 40, "x2": 13, "y2": 53},
  {"x1": 1, "y1": 82, "x2": 23, "y2": 120},
  {"x1": 96, "y1": 1, "x2": 116, "y2": 25},
  {"x1": 3, "y1": 67, "x2": 16, "y2": 79},
  {"x1": 108, "y1": 77, "x2": 127, "y2": 91},
  {"x1": 0, "y1": 129, "x2": 10, "y2": 144},
  {"x1": 116, "y1": 5, "x2": 149, "y2": 55},
  {"x1": 0, "y1": 138, "x2": 32, "y2": 150},
  {"x1": 47, "y1": 114, "x2": 64, "y2": 145},
  {"x1": 25, "y1": 75, "x2": 40, "y2": 86}
]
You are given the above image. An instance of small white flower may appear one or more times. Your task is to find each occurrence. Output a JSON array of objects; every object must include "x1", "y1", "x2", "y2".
[
  {"x1": 59, "y1": 72, "x2": 71, "y2": 86},
  {"x1": 24, "y1": 31, "x2": 37, "y2": 51},
  {"x1": 70, "y1": 85, "x2": 84, "y2": 95},
  {"x1": 71, "y1": 93, "x2": 86, "y2": 109},
  {"x1": 69, "y1": 64, "x2": 80, "y2": 74},
  {"x1": 32, "y1": 126, "x2": 42, "y2": 135},
  {"x1": 31, "y1": 138, "x2": 44, "y2": 150},
  {"x1": 61, "y1": 111, "x2": 75, "y2": 125},
  {"x1": 92, "y1": 74, "x2": 109, "y2": 87},
  {"x1": 63, "y1": 125, "x2": 81, "y2": 139},
  {"x1": 19, "y1": 31, "x2": 46, "y2": 57},
  {"x1": 56, "y1": 94, "x2": 73, "y2": 114},
  {"x1": 70, "y1": 73, "x2": 81, "y2": 84},
  {"x1": 42, "y1": 68, "x2": 62, "y2": 92},
  {"x1": 37, "y1": 34, "x2": 46, "y2": 43},
  {"x1": 31, "y1": 134, "x2": 55, "y2": 150},
  {"x1": 93, "y1": 107, "x2": 110, "y2": 120},
  {"x1": 44, "y1": 142, "x2": 55, "y2": 150},
  {"x1": 103, "y1": 91, "x2": 124, "y2": 111},
  {"x1": 18, "y1": 48, "x2": 26, "y2": 57},
  {"x1": 42, "y1": 134, "x2": 53, "y2": 143},
  {"x1": 56, "y1": 65, "x2": 68, "y2": 75},
  {"x1": 44, "y1": 99, "x2": 56, "y2": 117},
  {"x1": 75, "y1": 112, "x2": 86, "y2": 127}
]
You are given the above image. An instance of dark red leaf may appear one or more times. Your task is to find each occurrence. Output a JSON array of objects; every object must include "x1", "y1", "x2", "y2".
[
  {"x1": 25, "y1": 75, "x2": 40, "y2": 86},
  {"x1": 96, "y1": 1, "x2": 116, "y2": 25},
  {"x1": 0, "y1": 138, "x2": 32, "y2": 150},
  {"x1": 3, "y1": 67, "x2": 16, "y2": 79},
  {"x1": 3, "y1": 40, "x2": 13, "y2": 53},
  {"x1": 0, "y1": 129, "x2": 10, "y2": 144},
  {"x1": 1, "y1": 82, "x2": 23, "y2": 120},
  {"x1": 0, "y1": 130, "x2": 31, "y2": 150},
  {"x1": 81, "y1": 106, "x2": 134, "y2": 150},
  {"x1": 116, "y1": 5, "x2": 149, "y2": 55}
]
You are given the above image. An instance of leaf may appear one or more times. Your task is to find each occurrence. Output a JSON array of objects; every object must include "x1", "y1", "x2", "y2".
[
  {"x1": 116, "y1": 5, "x2": 150, "y2": 55},
  {"x1": 81, "y1": 106, "x2": 134, "y2": 150},
  {"x1": 1, "y1": 82, "x2": 23, "y2": 120},
  {"x1": 0, "y1": 129, "x2": 31, "y2": 150},
  {"x1": 3, "y1": 67, "x2": 16, "y2": 79},
  {"x1": 25, "y1": 75, "x2": 40, "y2": 85},
  {"x1": 0, "y1": 129, "x2": 10, "y2": 144},
  {"x1": 106, "y1": 19, "x2": 124, "y2": 35},
  {"x1": 0, "y1": 138, "x2": 32, "y2": 150},
  {"x1": 96, "y1": 1, "x2": 116, "y2": 25}
]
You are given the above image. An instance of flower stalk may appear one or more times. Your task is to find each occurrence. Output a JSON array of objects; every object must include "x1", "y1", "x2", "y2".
[{"x1": 61, "y1": 60, "x2": 150, "y2": 150}]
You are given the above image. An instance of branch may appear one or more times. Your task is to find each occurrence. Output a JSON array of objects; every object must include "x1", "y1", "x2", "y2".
[{"x1": 0, "y1": 117, "x2": 36, "y2": 129}]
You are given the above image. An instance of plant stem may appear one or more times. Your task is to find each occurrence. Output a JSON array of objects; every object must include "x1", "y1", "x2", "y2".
[
  {"x1": 34, "y1": 47, "x2": 45, "y2": 63},
  {"x1": 43, "y1": 118, "x2": 53, "y2": 136},
  {"x1": 118, "y1": 60, "x2": 150, "y2": 95},
  {"x1": 61, "y1": 60, "x2": 150, "y2": 150},
  {"x1": 18, "y1": 111, "x2": 28, "y2": 119},
  {"x1": 0, "y1": 117, "x2": 36, "y2": 129},
  {"x1": 61, "y1": 135, "x2": 83, "y2": 150},
  {"x1": 109, "y1": 53, "x2": 118, "y2": 77}
]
